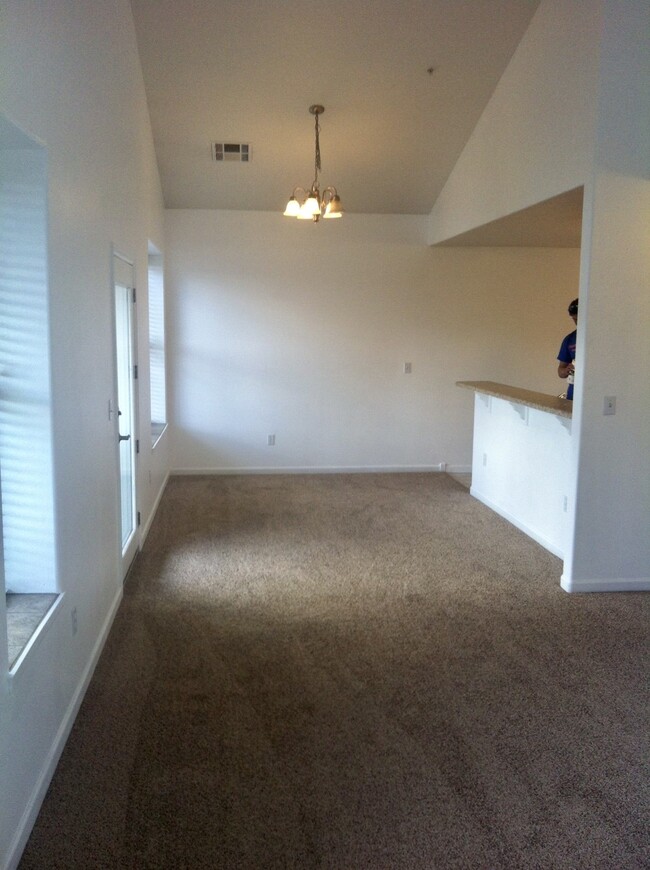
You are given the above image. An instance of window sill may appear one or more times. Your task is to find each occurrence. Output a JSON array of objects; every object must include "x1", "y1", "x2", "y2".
[
  {"x1": 7, "y1": 592, "x2": 62, "y2": 675},
  {"x1": 151, "y1": 421, "x2": 168, "y2": 449}
]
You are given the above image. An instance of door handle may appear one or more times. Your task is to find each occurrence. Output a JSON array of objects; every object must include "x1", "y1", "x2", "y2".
[{"x1": 118, "y1": 433, "x2": 131, "y2": 442}]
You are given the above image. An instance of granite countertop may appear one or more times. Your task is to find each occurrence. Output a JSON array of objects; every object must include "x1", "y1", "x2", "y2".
[{"x1": 456, "y1": 381, "x2": 572, "y2": 418}]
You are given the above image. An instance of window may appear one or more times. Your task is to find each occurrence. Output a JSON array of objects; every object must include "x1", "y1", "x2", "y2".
[
  {"x1": 0, "y1": 114, "x2": 59, "y2": 671},
  {"x1": 148, "y1": 245, "x2": 167, "y2": 447}
]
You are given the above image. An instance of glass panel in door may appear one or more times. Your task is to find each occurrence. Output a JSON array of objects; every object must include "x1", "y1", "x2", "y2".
[{"x1": 113, "y1": 255, "x2": 138, "y2": 577}]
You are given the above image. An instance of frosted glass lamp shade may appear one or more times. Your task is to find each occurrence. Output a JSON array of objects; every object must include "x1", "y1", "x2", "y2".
[
  {"x1": 323, "y1": 195, "x2": 343, "y2": 218},
  {"x1": 305, "y1": 193, "x2": 321, "y2": 216},
  {"x1": 283, "y1": 196, "x2": 301, "y2": 217}
]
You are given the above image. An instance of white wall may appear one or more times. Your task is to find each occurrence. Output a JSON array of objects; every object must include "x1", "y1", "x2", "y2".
[
  {"x1": 166, "y1": 210, "x2": 579, "y2": 474},
  {"x1": 0, "y1": 2, "x2": 168, "y2": 866},
  {"x1": 566, "y1": 0, "x2": 650, "y2": 590},
  {"x1": 470, "y1": 394, "x2": 573, "y2": 558},
  {"x1": 428, "y1": 0, "x2": 600, "y2": 245},
  {"x1": 428, "y1": 0, "x2": 650, "y2": 591}
]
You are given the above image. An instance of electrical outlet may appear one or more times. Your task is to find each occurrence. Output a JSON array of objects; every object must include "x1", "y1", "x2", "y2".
[
  {"x1": 563, "y1": 495, "x2": 568, "y2": 512},
  {"x1": 71, "y1": 607, "x2": 78, "y2": 636},
  {"x1": 267, "y1": 434, "x2": 275, "y2": 446},
  {"x1": 404, "y1": 362, "x2": 412, "y2": 374},
  {"x1": 482, "y1": 453, "x2": 487, "y2": 466}
]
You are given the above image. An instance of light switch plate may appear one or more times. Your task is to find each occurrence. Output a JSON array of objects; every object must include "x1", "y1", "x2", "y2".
[{"x1": 603, "y1": 396, "x2": 616, "y2": 415}]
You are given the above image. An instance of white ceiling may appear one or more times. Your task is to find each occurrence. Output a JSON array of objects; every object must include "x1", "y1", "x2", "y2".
[{"x1": 130, "y1": 0, "x2": 542, "y2": 216}]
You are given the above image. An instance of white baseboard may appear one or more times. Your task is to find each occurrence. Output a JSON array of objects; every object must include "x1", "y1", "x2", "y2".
[
  {"x1": 5, "y1": 585, "x2": 123, "y2": 870},
  {"x1": 470, "y1": 487, "x2": 564, "y2": 559},
  {"x1": 561, "y1": 574, "x2": 650, "y2": 593},
  {"x1": 466, "y1": 491, "x2": 650, "y2": 594},
  {"x1": 171, "y1": 464, "x2": 455, "y2": 476}
]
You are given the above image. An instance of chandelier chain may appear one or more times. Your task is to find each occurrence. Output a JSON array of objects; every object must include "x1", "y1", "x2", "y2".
[{"x1": 313, "y1": 111, "x2": 321, "y2": 189}]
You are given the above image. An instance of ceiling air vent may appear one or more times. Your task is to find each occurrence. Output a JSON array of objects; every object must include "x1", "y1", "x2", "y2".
[{"x1": 211, "y1": 143, "x2": 250, "y2": 162}]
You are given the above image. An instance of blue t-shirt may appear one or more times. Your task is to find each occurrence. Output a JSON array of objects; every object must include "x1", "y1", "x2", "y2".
[{"x1": 557, "y1": 329, "x2": 577, "y2": 399}]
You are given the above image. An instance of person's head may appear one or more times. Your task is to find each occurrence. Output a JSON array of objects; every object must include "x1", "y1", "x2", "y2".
[{"x1": 568, "y1": 298, "x2": 578, "y2": 324}]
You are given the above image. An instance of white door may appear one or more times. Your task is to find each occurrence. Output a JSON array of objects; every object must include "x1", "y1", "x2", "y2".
[{"x1": 113, "y1": 254, "x2": 139, "y2": 579}]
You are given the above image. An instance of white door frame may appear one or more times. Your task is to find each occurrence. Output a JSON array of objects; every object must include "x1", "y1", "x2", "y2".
[{"x1": 111, "y1": 250, "x2": 140, "y2": 580}]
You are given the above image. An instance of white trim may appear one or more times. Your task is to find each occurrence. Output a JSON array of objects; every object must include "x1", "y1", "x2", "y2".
[
  {"x1": 110, "y1": 250, "x2": 140, "y2": 579},
  {"x1": 561, "y1": 575, "x2": 650, "y2": 594},
  {"x1": 5, "y1": 585, "x2": 123, "y2": 870},
  {"x1": 140, "y1": 470, "x2": 170, "y2": 545},
  {"x1": 470, "y1": 487, "x2": 564, "y2": 559},
  {"x1": 171, "y1": 465, "x2": 455, "y2": 476}
]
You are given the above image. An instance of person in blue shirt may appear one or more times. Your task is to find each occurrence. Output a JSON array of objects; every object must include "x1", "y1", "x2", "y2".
[{"x1": 557, "y1": 298, "x2": 578, "y2": 399}]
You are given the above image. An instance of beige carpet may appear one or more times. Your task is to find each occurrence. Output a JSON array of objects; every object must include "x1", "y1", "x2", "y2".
[{"x1": 20, "y1": 473, "x2": 650, "y2": 869}]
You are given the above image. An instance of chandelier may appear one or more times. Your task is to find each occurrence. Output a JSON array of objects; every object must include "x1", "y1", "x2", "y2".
[{"x1": 283, "y1": 105, "x2": 343, "y2": 222}]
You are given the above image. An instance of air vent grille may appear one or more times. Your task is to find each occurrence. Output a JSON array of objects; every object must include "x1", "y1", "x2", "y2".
[{"x1": 211, "y1": 143, "x2": 250, "y2": 162}]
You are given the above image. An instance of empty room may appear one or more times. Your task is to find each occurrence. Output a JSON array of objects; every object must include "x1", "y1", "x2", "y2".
[{"x1": 1, "y1": 1, "x2": 648, "y2": 868}]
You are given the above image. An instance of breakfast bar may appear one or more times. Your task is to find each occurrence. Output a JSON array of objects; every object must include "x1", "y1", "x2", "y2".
[{"x1": 457, "y1": 381, "x2": 573, "y2": 558}]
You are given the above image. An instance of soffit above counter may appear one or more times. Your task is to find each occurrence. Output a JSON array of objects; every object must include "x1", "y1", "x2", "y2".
[{"x1": 436, "y1": 187, "x2": 583, "y2": 248}]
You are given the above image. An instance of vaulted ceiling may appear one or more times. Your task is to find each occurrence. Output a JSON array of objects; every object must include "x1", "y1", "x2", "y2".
[{"x1": 130, "y1": 1, "x2": 542, "y2": 216}]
